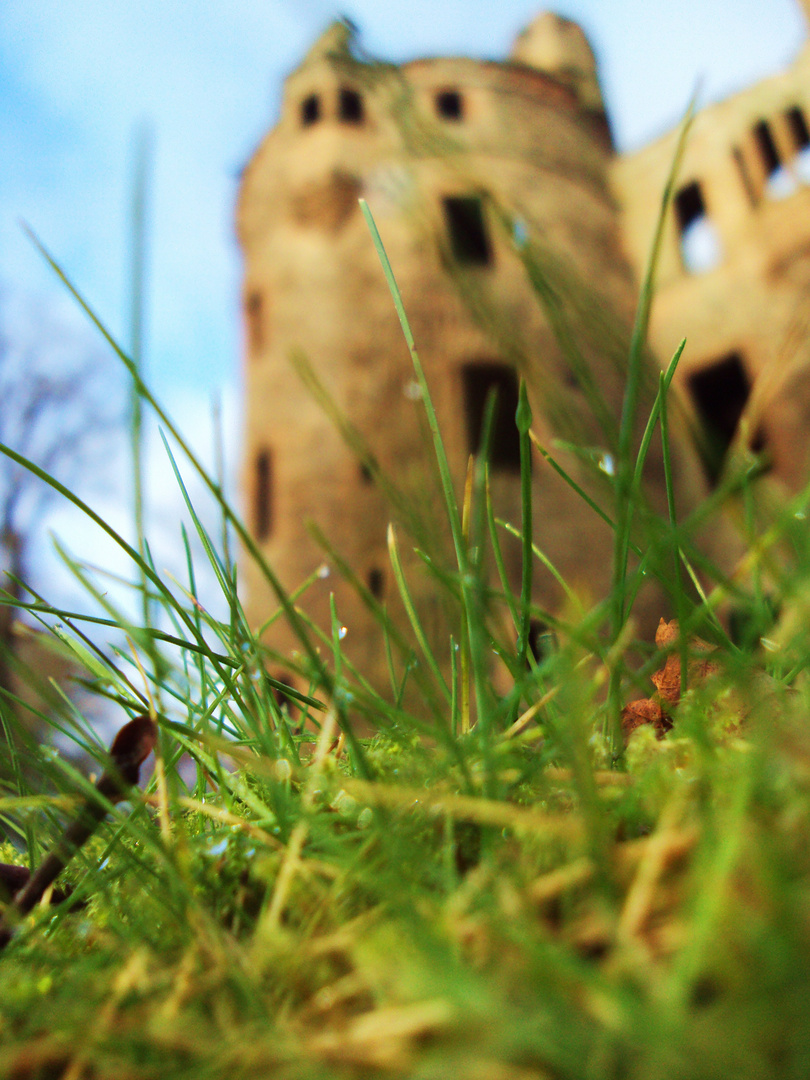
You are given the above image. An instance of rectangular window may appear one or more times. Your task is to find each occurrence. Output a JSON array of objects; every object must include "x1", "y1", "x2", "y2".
[
  {"x1": 443, "y1": 196, "x2": 493, "y2": 265},
  {"x1": 688, "y1": 352, "x2": 751, "y2": 483},
  {"x1": 301, "y1": 94, "x2": 320, "y2": 126},
  {"x1": 436, "y1": 90, "x2": 463, "y2": 120},
  {"x1": 339, "y1": 88, "x2": 364, "y2": 123},
  {"x1": 461, "y1": 362, "x2": 521, "y2": 472},
  {"x1": 254, "y1": 449, "x2": 273, "y2": 541}
]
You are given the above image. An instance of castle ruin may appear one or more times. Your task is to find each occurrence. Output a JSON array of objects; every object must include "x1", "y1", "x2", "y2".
[{"x1": 236, "y1": 6, "x2": 810, "y2": 691}]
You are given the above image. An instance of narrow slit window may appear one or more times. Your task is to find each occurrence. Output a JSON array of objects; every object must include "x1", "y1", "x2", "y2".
[
  {"x1": 339, "y1": 88, "x2": 364, "y2": 123},
  {"x1": 443, "y1": 196, "x2": 493, "y2": 266},
  {"x1": 754, "y1": 118, "x2": 782, "y2": 174},
  {"x1": 246, "y1": 291, "x2": 264, "y2": 353},
  {"x1": 436, "y1": 90, "x2": 463, "y2": 120},
  {"x1": 461, "y1": 361, "x2": 521, "y2": 472},
  {"x1": 254, "y1": 449, "x2": 273, "y2": 541},
  {"x1": 674, "y1": 180, "x2": 722, "y2": 273},
  {"x1": 688, "y1": 352, "x2": 751, "y2": 483},
  {"x1": 732, "y1": 146, "x2": 758, "y2": 207},
  {"x1": 301, "y1": 94, "x2": 320, "y2": 126},
  {"x1": 787, "y1": 105, "x2": 810, "y2": 150},
  {"x1": 368, "y1": 567, "x2": 384, "y2": 599},
  {"x1": 750, "y1": 424, "x2": 769, "y2": 457},
  {"x1": 753, "y1": 118, "x2": 795, "y2": 197}
]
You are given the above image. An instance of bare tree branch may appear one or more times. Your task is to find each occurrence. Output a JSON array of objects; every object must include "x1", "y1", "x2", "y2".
[{"x1": 0, "y1": 284, "x2": 124, "y2": 697}]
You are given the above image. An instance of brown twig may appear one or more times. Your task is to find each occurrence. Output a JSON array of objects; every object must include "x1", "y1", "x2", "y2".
[{"x1": 0, "y1": 714, "x2": 156, "y2": 950}]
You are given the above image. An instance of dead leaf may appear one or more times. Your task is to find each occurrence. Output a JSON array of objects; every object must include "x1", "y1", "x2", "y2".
[
  {"x1": 621, "y1": 697, "x2": 671, "y2": 739},
  {"x1": 622, "y1": 619, "x2": 719, "y2": 742}
]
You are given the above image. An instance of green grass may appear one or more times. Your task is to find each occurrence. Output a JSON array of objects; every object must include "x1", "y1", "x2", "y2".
[{"x1": 1, "y1": 194, "x2": 810, "y2": 1080}]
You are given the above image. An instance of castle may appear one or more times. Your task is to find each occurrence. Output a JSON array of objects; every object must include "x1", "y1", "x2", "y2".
[{"x1": 236, "y1": 5, "x2": 810, "y2": 691}]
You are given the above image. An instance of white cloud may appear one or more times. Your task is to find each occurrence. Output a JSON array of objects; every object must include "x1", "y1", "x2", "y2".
[{"x1": 35, "y1": 379, "x2": 244, "y2": 627}]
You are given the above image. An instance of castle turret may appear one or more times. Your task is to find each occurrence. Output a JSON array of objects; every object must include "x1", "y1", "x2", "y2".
[{"x1": 510, "y1": 13, "x2": 605, "y2": 116}]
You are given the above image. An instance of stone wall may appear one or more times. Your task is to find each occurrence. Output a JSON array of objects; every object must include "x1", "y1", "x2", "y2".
[{"x1": 613, "y1": 40, "x2": 810, "y2": 491}]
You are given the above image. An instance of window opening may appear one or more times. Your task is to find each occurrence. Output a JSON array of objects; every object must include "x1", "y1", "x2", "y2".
[
  {"x1": 750, "y1": 424, "x2": 768, "y2": 456},
  {"x1": 674, "y1": 181, "x2": 722, "y2": 273},
  {"x1": 753, "y1": 118, "x2": 795, "y2": 197},
  {"x1": 674, "y1": 180, "x2": 705, "y2": 233},
  {"x1": 301, "y1": 94, "x2": 320, "y2": 126},
  {"x1": 786, "y1": 105, "x2": 810, "y2": 182},
  {"x1": 732, "y1": 146, "x2": 758, "y2": 207},
  {"x1": 754, "y1": 118, "x2": 781, "y2": 173},
  {"x1": 359, "y1": 461, "x2": 374, "y2": 484},
  {"x1": 339, "y1": 88, "x2": 364, "y2": 123},
  {"x1": 443, "y1": 196, "x2": 493, "y2": 265},
  {"x1": 246, "y1": 291, "x2": 264, "y2": 353},
  {"x1": 436, "y1": 90, "x2": 463, "y2": 120},
  {"x1": 787, "y1": 105, "x2": 810, "y2": 149},
  {"x1": 270, "y1": 670, "x2": 299, "y2": 723},
  {"x1": 254, "y1": 449, "x2": 273, "y2": 541},
  {"x1": 461, "y1": 362, "x2": 521, "y2": 471},
  {"x1": 368, "y1": 567, "x2": 384, "y2": 599},
  {"x1": 688, "y1": 352, "x2": 751, "y2": 483},
  {"x1": 528, "y1": 619, "x2": 556, "y2": 664}
]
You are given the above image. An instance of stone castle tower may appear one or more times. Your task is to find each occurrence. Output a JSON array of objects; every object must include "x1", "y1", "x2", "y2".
[{"x1": 236, "y1": 9, "x2": 806, "y2": 691}]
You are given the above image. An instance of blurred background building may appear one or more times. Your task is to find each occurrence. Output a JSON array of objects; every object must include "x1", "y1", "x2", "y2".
[{"x1": 239, "y1": 9, "x2": 810, "y2": 686}]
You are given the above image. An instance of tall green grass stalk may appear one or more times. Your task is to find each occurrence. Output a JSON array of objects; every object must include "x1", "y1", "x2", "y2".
[{"x1": 608, "y1": 104, "x2": 695, "y2": 760}]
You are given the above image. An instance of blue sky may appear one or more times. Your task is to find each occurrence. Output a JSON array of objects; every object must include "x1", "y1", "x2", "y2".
[
  {"x1": 0, "y1": 0, "x2": 807, "y2": 641},
  {"x1": 2, "y1": 0, "x2": 806, "y2": 412}
]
